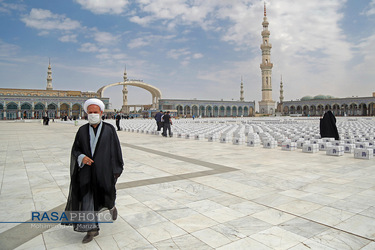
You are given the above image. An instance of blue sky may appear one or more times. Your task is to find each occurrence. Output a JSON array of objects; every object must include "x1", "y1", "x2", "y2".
[{"x1": 0, "y1": 0, "x2": 374, "y2": 110}]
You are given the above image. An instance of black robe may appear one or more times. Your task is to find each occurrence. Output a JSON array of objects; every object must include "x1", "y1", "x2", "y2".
[
  {"x1": 320, "y1": 111, "x2": 340, "y2": 140},
  {"x1": 63, "y1": 122, "x2": 123, "y2": 228}
]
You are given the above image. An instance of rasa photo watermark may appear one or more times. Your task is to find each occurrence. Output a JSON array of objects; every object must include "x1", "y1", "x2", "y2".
[{"x1": 31, "y1": 211, "x2": 113, "y2": 224}]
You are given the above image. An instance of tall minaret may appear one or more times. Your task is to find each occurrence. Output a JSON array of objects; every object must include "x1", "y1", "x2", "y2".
[
  {"x1": 240, "y1": 76, "x2": 244, "y2": 101},
  {"x1": 121, "y1": 67, "x2": 129, "y2": 113},
  {"x1": 279, "y1": 75, "x2": 284, "y2": 103},
  {"x1": 258, "y1": 2, "x2": 275, "y2": 114},
  {"x1": 46, "y1": 59, "x2": 53, "y2": 90}
]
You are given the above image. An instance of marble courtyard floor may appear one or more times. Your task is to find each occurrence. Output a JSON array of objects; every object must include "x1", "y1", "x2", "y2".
[{"x1": 0, "y1": 120, "x2": 375, "y2": 249}]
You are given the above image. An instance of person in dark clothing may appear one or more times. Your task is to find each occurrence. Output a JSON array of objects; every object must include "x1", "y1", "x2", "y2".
[
  {"x1": 154, "y1": 110, "x2": 163, "y2": 131},
  {"x1": 42, "y1": 115, "x2": 49, "y2": 125},
  {"x1": 320, "y1": 110, "x2": 340, "y2": 140},
  {"x1": 162, "y1": 111, "x2": 172, "y2": 137},
  {"x1": 115, "y1": 113, "x2": 121, "y2": 131},
  {"x1": 63, "y1": 98, "x2": 123, "y2": 244},
  {"x1": 161, "y1": 112, "x2": 165, "y2": 134}
]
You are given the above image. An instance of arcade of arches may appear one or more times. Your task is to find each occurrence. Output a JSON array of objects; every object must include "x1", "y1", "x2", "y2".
[
  {"x1": 283, "y1": 103, "x2": 375, "y2": 116},
  {"x1": 174, "y1": 105, "x2": 254, "y2": 117},
  {"x1": 0, "y1": 102, "x2": 85, "y2": 120}
]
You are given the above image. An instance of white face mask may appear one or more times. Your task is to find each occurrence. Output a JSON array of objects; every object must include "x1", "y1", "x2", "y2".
[{"x1": 88, "y1": 114, "x2": 101, "y2": 125}]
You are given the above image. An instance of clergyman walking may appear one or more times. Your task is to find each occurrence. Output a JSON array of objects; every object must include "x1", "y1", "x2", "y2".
[{"x1": 63, "y1": 98, "x2": 124, "y2": 243}]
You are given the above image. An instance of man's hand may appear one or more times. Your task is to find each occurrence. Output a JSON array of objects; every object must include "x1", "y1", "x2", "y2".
[{"x1": 82, "y1": 156, "x2": 94, "y2": 166}]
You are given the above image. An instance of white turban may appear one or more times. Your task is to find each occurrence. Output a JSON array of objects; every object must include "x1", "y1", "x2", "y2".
[{"x1": 83, "y1": 98, "x2": 105, "y2": 113}]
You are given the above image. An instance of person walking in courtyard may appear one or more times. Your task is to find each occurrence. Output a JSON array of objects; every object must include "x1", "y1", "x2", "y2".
[
  {"x1": 320, "y1": 110, "x2": 340, "y2": 140},
  {"x1": 154, "y1": 110, "x2": 163, "y2": 131},
  {"x1": 63, "y1": 98, "x2": 124, "y2": 243},
  {"x1": 43, "y1": 115, "x2": 49, "y2": 125},
  {"x1": 162, "y1": 111, "x2": 173, "y2": 137},
  {"x1": 115, "y1": 113, "x2": 121, "y2": 131}
]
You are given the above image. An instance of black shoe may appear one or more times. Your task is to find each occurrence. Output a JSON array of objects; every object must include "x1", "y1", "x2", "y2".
[
  {"x1": 82, "y1": 230, "x2": 99, "y2": 244},
  {"x1": 110, "y1": 206, "x2": 117, "y2": 221}
]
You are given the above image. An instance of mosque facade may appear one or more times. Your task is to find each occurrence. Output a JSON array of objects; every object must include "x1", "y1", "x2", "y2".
[{"x1": 0, "y1": 62, "x2": 109, "y2": 120}]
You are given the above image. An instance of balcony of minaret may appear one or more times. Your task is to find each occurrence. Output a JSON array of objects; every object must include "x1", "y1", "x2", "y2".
[
  {"x1": 261, "y1": 30, "x2": 270, "y2": 36},
  {"x1": 260, "y1": 43, "x2": 272, "y2": 50},
  {"x1": 260, "y1": 62, "x2": 273, "y2": 69}
]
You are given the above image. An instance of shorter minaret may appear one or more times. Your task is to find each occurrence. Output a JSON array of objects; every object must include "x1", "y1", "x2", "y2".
[
  {"x1": 240, "y1": 76, "x2": 244, "y2": 101},
  {"x1": 46, "y1": 59, "x2": 53, "y2": 90},
  {"x1": 121, "y1": 67, "x2": 129, "y2": 113},
  {"x1": 276, "y1": 75, "x2": 284, "y2": 113},
  {"x1": 280, "y1": 75, "x2": 284, "y2": 103}
]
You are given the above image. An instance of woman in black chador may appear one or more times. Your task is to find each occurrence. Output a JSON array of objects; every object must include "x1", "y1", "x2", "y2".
[{"x1": 320, "y1": 110, "x2": 339, "y2": 140}]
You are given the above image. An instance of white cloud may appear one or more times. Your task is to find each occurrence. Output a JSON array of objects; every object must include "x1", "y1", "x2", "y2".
[
  {"x1": 78, "y1": 42, "x2": 99, "y2": 52},
  {"x1": 0, "y1": 39, "x2": 20, "y2": 58},
  {"x1": 351, "y1": 34, "x2": 375, "y2": 81},
  {"x1": 75, "y1": 0, "x2": 129, "y2": 15},
  {"x1": 167, "y1": 48, "x2": 190, "y2": 59},
  {"x1": 129, "y1": 0, "x2": 218, "y2": 29},
  {"x1": 59, "y1": 34, "x2": 78, "y2": 43},
  {"x1": 129, "y1": 15, "x2": 155, "y2": 26},
  {"x1": 193, "y1": 53, "x2": 203, "y2": 59},
  {"x1": 37, "y1": 31, "x2": 49, "y2": 36},
  {"x1": 78, "y1": 42, "x2": 109, "y2": 54},
  {"x1": 127, "y1": 34, "x2": 175, "y2": 49},
  {"x1": 96, "y1": 52, "x2": 127, "y2": 61},
  {"x1": 0, "y1": 1, "x2": 26, "y2": 14},
  {"x1": 21, "y1": 8, "x2": 81, "y2": 30},
  {"x1": 93, "y1": 30, "x2": 120, "y2": 45},
  {"x1": 363, "y1": 0, "x2": 375, "y2": 16},
  {"x1": 166, "y1": 48, "x2": 203, "y2": 66},
  {"x1": 180, "y1": 60, "x2": 190, "y2": 66},
  {"x1": 128, "y1": 37, "x2": 150, "y2": 49}
]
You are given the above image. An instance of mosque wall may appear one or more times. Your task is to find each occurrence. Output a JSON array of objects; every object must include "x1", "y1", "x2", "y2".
[
  {"x1": 159, "y1": 99, "x2": 256, "y2": 117},
  {"x1": 282, "y1": 96, "x2": 375, "y2": 116},
  {"x1": 0, "y1": 92, "x2": 109, "y2": 120}
]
